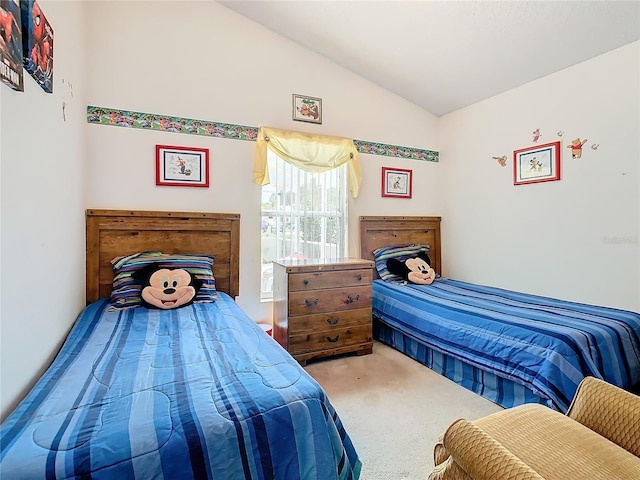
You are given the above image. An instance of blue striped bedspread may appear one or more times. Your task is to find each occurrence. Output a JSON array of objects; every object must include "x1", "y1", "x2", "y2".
[
  {"x1": 373, "y1": 278, "x2": 640, "y2": 412},
  {"x1": 0, "y1": 294, "x2": 361, "y2": 480}
]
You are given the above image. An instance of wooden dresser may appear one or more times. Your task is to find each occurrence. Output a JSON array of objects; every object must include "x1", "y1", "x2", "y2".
[{"x1": 272, "y1": 258, "x2": 374, "y2": 365}]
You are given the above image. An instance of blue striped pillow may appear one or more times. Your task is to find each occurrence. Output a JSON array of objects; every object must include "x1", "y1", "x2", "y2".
[
  {"x1": 109, "y1": 251, "x2": 217, "y2": 310},
  {"x1": 373, "y1": 244, "x2": 430, "y2": 282}
]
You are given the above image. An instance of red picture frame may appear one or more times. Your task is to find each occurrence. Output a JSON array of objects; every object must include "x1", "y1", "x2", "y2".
[
  {"x1": 156, "y1": 145, "x2": 209, "y2": 187},
  {"x1": 513, "y1": 141, "x2": 561, "y2": 186},
  {"x1": 381, "y1": 167, "x2": 412, "y2": 198}
]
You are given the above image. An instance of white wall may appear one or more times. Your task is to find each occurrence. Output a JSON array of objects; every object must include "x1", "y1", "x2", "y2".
[
  {"x1": 438, "y1": 41, "x2": 640, "y2": 311},
  {"x1": 1, "y1": 1, "x2": 88, "y2": 420},
  {"x1": 84, "y1": 1, "x2": 441, "y2": 324}
]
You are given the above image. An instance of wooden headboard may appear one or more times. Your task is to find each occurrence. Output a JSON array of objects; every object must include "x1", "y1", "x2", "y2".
[
  {"x1": 359, "y1": 216, "x2": 442, "y2": 276},
  {"x1": 86, "y1": 209, "x2": 240, "y2": 304}
]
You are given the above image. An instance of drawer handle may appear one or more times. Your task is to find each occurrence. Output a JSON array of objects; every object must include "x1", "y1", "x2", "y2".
[
  {"x1": 357, "y1": 275, "x2": 362, "y2": 281},
  {"x1": 345, "y1": 294, "x2": 360, "y2": 304},
  {"x1": 326, "y1": 317, "x2": 340, "y2": 326},
  {"x1": 303, "y1": 279, "x2": 309, "y2": 285},
  {"x1": 326, "y1": 335, "x2": 340, "y2": 343},
  {"x1": 305, "y1": 298, "x2": 319, "y2": 307}
]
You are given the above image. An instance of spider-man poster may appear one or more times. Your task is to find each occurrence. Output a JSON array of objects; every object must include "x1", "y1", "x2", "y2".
[
  {"x1": 0, "y1": 0, "x2": 23, "y2": 91},
  {"x1": 21, "y1": 0, "x2": 53, "y2": 93}
]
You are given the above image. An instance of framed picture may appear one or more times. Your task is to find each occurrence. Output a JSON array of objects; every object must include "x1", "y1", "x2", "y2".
[
  {"x1": 21, "y1": 0, "x2": 53, "y2": 93},
  {"x1": 1, "y1": 0, "x2": 24, "y2": 91},
  {"x1": 513, "y1": 141, "x2": 561, "y2": 186},
  {"x1": 381, "y1": 167, "x2": 412, "y2": 198},
  {"x1": 292, "y1": 94, "x2": 322, "y2": 124},
  {"x1": 156, "y1": 145, "x2": 209, "y2": 187}
]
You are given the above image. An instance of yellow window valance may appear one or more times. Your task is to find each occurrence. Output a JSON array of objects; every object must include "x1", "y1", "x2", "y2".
[{"x1": 253, "y1": 126, "x2": 362, "y2": 198}]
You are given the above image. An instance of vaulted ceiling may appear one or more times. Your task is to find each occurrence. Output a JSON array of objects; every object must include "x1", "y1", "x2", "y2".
[{"x1": 219, "y1": 1, "x2": 640, "y2": 116}]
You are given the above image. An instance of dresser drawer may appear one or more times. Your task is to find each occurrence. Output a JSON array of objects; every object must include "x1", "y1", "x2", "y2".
[
  {"x1": 289, "y1": 269, "x2": 372, "y2": 292},
  {"x1": 288, "y1": 285, "x2": 372, "y2": 316},
  {"x1": 272, "y1": 258, "x2": 374, "y2": 364},
  {"x1": 289, "y1": 324, "x2": 372, "y2": 354},
  {"x1": 288, "y1": 308, "x2": 371, "y2": 336}
]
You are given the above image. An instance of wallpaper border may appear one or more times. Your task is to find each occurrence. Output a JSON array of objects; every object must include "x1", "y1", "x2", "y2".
[{"x1": 86, "y1": 106, "x2": 439, "y2": 162}]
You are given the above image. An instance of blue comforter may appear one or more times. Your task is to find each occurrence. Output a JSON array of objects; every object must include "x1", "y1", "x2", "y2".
[
  {"x1": 1, "y1": 294, "x2": 361, "y2": 480},
  {"x1": 373, "y1": 279, "x2": 640, "y2": 412}
]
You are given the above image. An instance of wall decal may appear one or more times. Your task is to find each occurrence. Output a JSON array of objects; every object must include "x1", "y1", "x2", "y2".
[
  {"x1": 88, "y1": 106, "x2": 258, "y2": 140},
  {"x1": 591, "y1": 144, "x2": 599, "y2": 150},
  {"x1": 87, "y1": 106, "x2": 440, "y2": 162},
  {"x1": 557, "y1": 131, "x2": 564, "y2": 136},
  {"x1": 493, "y1": 155, "x2": 507, "y2": 167},
  {"x1": 532, "y1": 128, "x2": 541, "y2": 142},
  {"x1": 0, "y1": 0, "x2": 23, "y2": 91},
  {"x1": 567, "y1": 138, "x2": 587, "y2": 159},
  {"x1": 21, "y1": 0, "x2": 53, "y2": 93},
  {"x1": 61, "y1": 77, "x2": 74, "y2": 122},
  {"x1": 353, "y1": 139, "x2": 438, "y2": 162}
]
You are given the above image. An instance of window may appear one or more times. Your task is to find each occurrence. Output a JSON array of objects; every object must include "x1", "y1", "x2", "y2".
[{"x1": 261, "y1": 150, "x2": 348, "y2": 300}]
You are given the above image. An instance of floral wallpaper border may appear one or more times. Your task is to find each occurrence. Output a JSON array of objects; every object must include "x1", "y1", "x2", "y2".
[
  {"x1": 352, "y1": 139, "x2": 438, "y2": 162},
  {"x1": 87, "y1": 106, "x2": 439, "y2": 162}
]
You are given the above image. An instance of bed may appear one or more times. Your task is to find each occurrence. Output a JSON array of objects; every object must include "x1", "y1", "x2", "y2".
[
  {"x1": 0, "y1": 209, "x2": 361, "y2": 480},
  {"x1": 359, "y1": 215, "x2": 640, "y2": 413}
]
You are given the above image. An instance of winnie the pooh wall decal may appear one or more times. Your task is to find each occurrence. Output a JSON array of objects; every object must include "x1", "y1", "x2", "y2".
[{"x1": 567, "y1": 138, "x2": 588, "y2": 159}]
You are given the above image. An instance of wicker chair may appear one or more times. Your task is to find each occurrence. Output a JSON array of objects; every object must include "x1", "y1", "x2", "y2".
[{"x1": 428, "y1": 376, "x2": 640, "y2": 480}]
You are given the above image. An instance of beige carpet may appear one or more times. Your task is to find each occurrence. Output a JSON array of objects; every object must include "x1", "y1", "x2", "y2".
[{"x1": 304, "y1": 341, "x2": 503, "y2": 480}]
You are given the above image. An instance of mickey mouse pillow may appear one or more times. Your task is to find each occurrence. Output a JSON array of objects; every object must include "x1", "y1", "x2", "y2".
[
  {"x1": 386, "y1": 251, "x2": 436, "y2": 285},
  {"x1": 132, "y1": 264, "x2": 203, "y2": 309}
]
